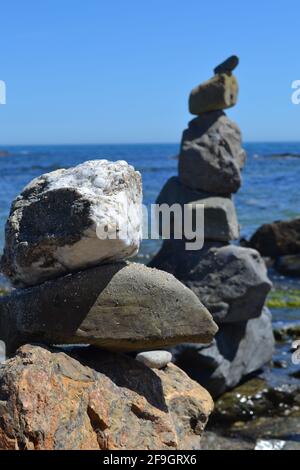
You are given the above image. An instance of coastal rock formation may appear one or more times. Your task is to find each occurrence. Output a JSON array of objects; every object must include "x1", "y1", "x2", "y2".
[
  {"x1": 156, "y1": 177, "x2": 239, "y2": 241},
  {"x1": 172, "y1": 308, "x2": 274, "y2": 397},
  {"x1": 248, "y1": 218, "x2": 300, "y2": 258},
  {"x1": 1, "y1": 160, "x2": 143, "y2": 287},
  {"x1": 150, "y1": 243, "x2": 271, "y2": 324},
  {"x1": 0, "y1": 262, "x2": 217, "y2": 354},
  {"x1": 150, "y1": 56, "x2": 274, "y2": 396},
  {"x1": 178, "y1": 112, "x2": 246, "y2": 194},
  {"x1": 0, "y1": 344, "x2": 214, "y2": 450}
]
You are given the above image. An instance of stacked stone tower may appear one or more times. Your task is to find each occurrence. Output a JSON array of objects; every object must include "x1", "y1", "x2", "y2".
[{"x1": 150, "y1": 56, "x2": 275, "y2": 397}]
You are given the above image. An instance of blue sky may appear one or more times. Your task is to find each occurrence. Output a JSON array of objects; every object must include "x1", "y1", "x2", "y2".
[{"x1": 0, "y1": 0, "x2": 299, "y2": 145}]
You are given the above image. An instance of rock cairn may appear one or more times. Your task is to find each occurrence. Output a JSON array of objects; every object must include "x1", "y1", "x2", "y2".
[
  {"x1": 150, "y1": 56, "x2": 275, "y2": 397},
  {"x1": 0, "y1": 159, "x2": 218, "y2": 450}
]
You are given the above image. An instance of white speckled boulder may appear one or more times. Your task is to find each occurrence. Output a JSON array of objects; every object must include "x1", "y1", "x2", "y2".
[{"x1": 0, "y1": 160, "x2": 142, "y2": 287}]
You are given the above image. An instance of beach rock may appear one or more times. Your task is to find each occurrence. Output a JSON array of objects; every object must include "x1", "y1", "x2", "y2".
[
  {"x1": 0, "y1": 344, "x2": 214, "y2": 450},
  {"x1": 0, "y1": 160, "x2": 143, "y2": 287},
  {"x1": 189, "y1": 74, "x2": 238, "y2": 115},
  {"x1": 136, "y1": 351, "x2": 172, "y2": 369},
  {"x1": 155, "y1": 177, "x2": 239, "y2": 241},
  {"x1": 172, "y1": 308, "x2": 275, "y2": 397},
  {"x1": 214, "y1": 55, "x2": 239, "y2": 75},
  {"x1": 150, "y1": 243, "x2": 272, "y2": 324},
  {"x1": 178, "y1": 112, "x2": 246, "y2": 194},
  {"x1": 276, "y1": 254, "x2": 300, "y2": 277},
  {"x1": 248, "y1": 218, "x2": 300, "y2": 258},
  {"x1": 0, "y1": 262, "x2": 218, "y2": 354}
]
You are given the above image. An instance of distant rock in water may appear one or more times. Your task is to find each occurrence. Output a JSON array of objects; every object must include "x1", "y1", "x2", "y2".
[
  {"x1": 265, "y1": 153, "x2": 300, "y2": 158},
  {"x1": 0, "y1": 150, "x2": 9, "y2": 158},
  {"x1": 248, "y1": 218, "x2": 300, "y2": 258}
]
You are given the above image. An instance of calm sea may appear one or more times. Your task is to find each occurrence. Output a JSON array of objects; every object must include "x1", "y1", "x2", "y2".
[{"x1": 0, "y1": 142, "x2": 300, "y2": 263}]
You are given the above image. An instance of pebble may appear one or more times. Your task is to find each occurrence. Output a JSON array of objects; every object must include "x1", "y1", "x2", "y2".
[{"x1": 136, "y1": 351, "x2": 172, "y2": 369}]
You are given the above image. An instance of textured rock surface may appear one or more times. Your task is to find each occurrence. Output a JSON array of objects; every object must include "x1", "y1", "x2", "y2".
[
  {"x1": 248, "y1": 218, "x2": 300, "y2": 258},
  {"x1": 150, "y1": 243, "x2": 272, "y2": 324},
  {"x1": 1, "y1": 160, "x2": 143, "y2": 287},
  {"x1": 214, "y1": 55, "x2": 239, "y2": 75},
  {"x1": 178, "y1": 112, "x2": 246, "y2": 194},
  {"x1": 0, "y1": 262, "x2": 218, "y2": 354},
  {"x1": 276, "y1": 254, "x2": 300, "y2": 277},
  {"x1": 156, "y1": 177, "x2": 239, "y2": 241},
  {"x1": 136, "y1": 351, "x2": 172, "y2": 369},
  {"x1": 189, "y1": 74, "x2": 238, "y2": 115},
  {"x1": 172, "y1": 308, "x2": 274, "y2": 397},
  {"x1": 0, "y1": 344, "x2": 214, "y2": 450}
]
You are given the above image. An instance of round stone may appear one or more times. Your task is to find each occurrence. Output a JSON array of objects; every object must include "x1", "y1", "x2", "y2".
[{"x1": 136, "y1": 351, "x2": 173, "y2": 369}]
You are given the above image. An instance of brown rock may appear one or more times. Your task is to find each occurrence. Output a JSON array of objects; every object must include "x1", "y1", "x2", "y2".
[
  {"x1": 189, "y1": 74, "x2": 238, "y2": 115},
  {"x1": 248, "y1": 218, "x2": 300, "y2": 258},
  {"x1": 0, "y1": 344, "x2": 214, "y2": 450}
]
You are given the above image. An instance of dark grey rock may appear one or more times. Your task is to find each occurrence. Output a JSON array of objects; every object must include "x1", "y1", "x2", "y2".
[
  {"x1": 150, "y1": 242, "x2": 272, "y2": 324},
  {"x1": 155, "y1": 177, "x2": 239, "y2": 241},
  {"x1": 0, "y1": 262, "x2": 218, "y2": 354},
  {"x1": 276, "y1": 254, "x2": 300, "y2": 277},
  {"x1": 214, "y1": 55, "x2": 239, "y2": 75},
  {"x1": 172, "y1": 308, "x2": 275, "y2": 397},
  {"x1": 178, "y1": 112, "x2": 246, "y2": 194}
]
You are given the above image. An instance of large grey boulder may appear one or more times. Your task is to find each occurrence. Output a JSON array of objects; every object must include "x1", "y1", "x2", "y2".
[
  {"x1": 0, "y1": 160, "x2": 143, "y2": 287},
  {"x1": 0, "y1": 262, "x2": 218, "y2": 354},
  {"x1": 149, "y1": 242, "x2": 272, "y2": 324},
  {"x1": 156, "y1": 176, "x2": 239, "y2": 241},
  {"x1": 172, "y1": 308, "x2": 275, "y2": 397},
  {"x1": 178, "y1": 112, "x2": 246, "y2": 194}
]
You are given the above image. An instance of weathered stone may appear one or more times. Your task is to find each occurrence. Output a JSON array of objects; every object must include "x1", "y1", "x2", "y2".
[
  {"x1": 189, "y1": 74, "x2": 238, "y2": 115},
  {"x1": 172, "y1": 308, "x2": 275, "y2": 397},
  {"x1": 248, "y1": 218, "x2": 300, "y2": 258},
  {"x1": 155, "y1": 177, "x2": 239, "y2": 241},
  {"x1": 136, "y1": 351, "x2": 172, "y2": 369},
  {"x1": 150, "y1": 243, "x2": 272, "y2": 324},
  {"x1": 0, "y1": 344, "x2": 214, "y2": 450},
  {"x1": 276, "y1": 254, "x2": 300, "y2": 277},
  {"x1": 214, "y1": 55, "x2": 239, "y2": 75},
  {"x1": 0, "y1": 262, "x2": 218, "y2": 354},
  {"x1": 0, "y1": 160, "x2": 143, "y2": 287},
  {"x1": 178, "y1": 112, "x2": 246, "y2": 194}
]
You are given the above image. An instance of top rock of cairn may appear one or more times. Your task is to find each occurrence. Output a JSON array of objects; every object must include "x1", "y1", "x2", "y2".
[{"x1": 189, "y1": 55, "x2": 239, "y2": 115}]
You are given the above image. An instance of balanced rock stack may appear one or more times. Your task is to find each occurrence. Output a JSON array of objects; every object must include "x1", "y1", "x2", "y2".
[
  {"x1": 150, "y1": 56, "x2": 275, "y2": 397},
  {"x1": 0, "y1": 159, "x2": 218, "y2": 450}
]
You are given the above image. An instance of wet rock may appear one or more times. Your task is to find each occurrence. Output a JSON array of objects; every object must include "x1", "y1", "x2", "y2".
[
  {"x1": 136, "y1": 351, "x2": 172, "y2": 369},
  {"x1": 172, "y1": 308, "x2": 275, "y2": 397},
  {"x1": 150, "y1": 243, "x2": 272, "y2": 324},
  {"x1": 0, "y1": 160, "x2": 143, "y2": 287},
  {"x1": 248, "y1": 218, "x2": 300, "y2": 258},
  {"x1": 178, "y1": 112, "x2": 246, "y2": 194},
  {"x1": 0, "y1": 262, "x2": 218, "y2": 354},
  {"x1": 0, "y1": 344, "x2": 214, "y2": 450}
]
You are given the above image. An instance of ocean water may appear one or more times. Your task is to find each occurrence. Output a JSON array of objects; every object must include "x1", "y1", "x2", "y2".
[{"x1": 1, "y1": 142, "x2": 300, "y2": 260}]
